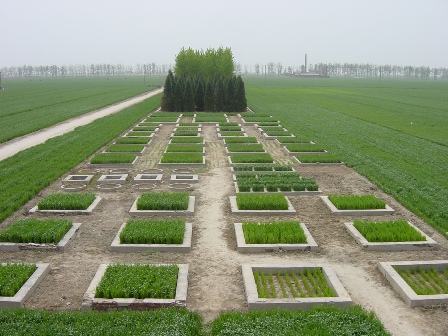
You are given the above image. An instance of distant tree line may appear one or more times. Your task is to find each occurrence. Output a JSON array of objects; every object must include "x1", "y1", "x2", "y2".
[{"x1": 161, "y1": 47, "x2": 247, "y2": 112}]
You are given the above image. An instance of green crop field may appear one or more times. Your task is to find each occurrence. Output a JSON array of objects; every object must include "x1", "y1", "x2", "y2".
[
  {"x1": 0, "y1": 76, "x2": 163, "y2": 144},
  {"x1": 245, "y1": 77, "x2": 448, "y2": 237}
]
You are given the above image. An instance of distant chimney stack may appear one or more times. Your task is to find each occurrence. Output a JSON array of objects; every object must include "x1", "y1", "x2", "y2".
[{"x1": 305, "y1": 54, "x2": 307, "y2": 73}]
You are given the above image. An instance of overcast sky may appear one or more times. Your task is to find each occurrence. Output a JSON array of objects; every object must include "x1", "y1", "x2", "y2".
[{"x1": 2, "y1": 0, "x2": 447, "y2": 68}]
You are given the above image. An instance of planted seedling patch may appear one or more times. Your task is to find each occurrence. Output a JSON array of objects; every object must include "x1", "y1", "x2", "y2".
[
  {"x1": 0, "y1": 263, "x2": 51, "y2": 308},
  {"x1": 223, "y1": 137, "x2": 258, "y2": 144},
  {"x1": 130, "y1": 192, "x2": 195, "y2": 216},
  {"x1": 379, "y1": 260, "x2": 448, "y2": 307},
  {"x1": 115, "y1": 137, "x2": 151, "y2": 145},
  {"x1": 82, "y1": 263, "x2": 188, "y2": 310},
  {"x1": 229, "y1": 193, "x2": 295, "y2": 214},
  {"x1": 231, "y1": 164, "x2": 294, "y2": 172},
  {"x1": 169, "y1": 137, "x2": 205, "y2": 144},
  {"x1": 321, "y1": 195, "x2": 394, "y2": 215},
  {"x1": 159, "y1": 153, "x2": 205, "y2": 168},
  {"x1": 0, "y1": 219, "x2": 80, "y2": 251},
  {"x1": 235, "y1": 221, "x2": 317, "y2": 252},
  {"x1": 110, "y1": 219, "x2": 192, "y2": 252},
  {"x1": 345, "y1": 220, "x2": 437, "y2": 251},
  {"x1": 242, "y1": 264, "x2": 351, "y2": 310},
  {"x1": 89, "y1": 154, "x2": 137, "y2": 168},
  {"x1": 104, "y1": 144, "x2": 145, "y2": 155},
  {"x1": 125, "y1": 131, "x2": 154, "y2": 137},
  {"x1": 228, "y1": 153, "x2": 274, "y2": 165},
  {"x1": 166, "y1": 145, "x2": 204, "y2": 153},
  {"x1": 226, "y1": 144, "x2": 266, "y2": 153},
  {"x1": 294, "y1": 154, "x2": 343, "y2": 165},
  {"x1": 30, "y1": 193, "x2": 101, "y2": 214},
  {"x1": 275, "y1": 136, "x2": 314, "y2": 144},
  {"x1": 284, "y1": 144, "x2": 327, "y2": 155}
]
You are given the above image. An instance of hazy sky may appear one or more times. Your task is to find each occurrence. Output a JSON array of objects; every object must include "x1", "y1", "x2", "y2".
[{"x1": 2, "y1": 0, "x2": 447, "y2": 68}]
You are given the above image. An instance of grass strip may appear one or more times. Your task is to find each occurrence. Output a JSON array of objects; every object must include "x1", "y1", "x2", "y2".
[
  {"x1": 233, "y1": 164, "x2": 292, "y2": 171},
  {"x1": 296, "y1": 153, "x2": 342, "y2": 163},
  {"x1": 0, "y1": 219, "x2": 72, "y2": 244},
  {"x1": 170, "y1": 136, "x2": 204, "y2": 144},
  {"x1": 236, "y1": 193, "x2": 289, "y2": 210},
  {"x1": 161, "y1": 153, "x2": 204, "y2": 163},
  {"x1": 354, "y1": 220, "x2": 426, "y2": 242},
  {"x1": 328, "y1": 194, "x2": 386, "y2": 210},
  {"x1": 227, "y1": 144, "x2": 265, "y2": 152},
  {"x1": 219, "y1": 126, "x2": 242, "y2": 131},
  {"x1": 0, "y1": 95, "x2": 160, "y2": 224},
  {"x1": 137, "y1": 192, "x2": 189, "y2": 210},
  {"x1": 95, "y1": 264, "x2": 178, "y2": 299},
  {"x1": 230, "y1": 153, "x2": 274, "y2": 163},
  {"x1": 90, "y1": 153, "x2": 136, "y2": 164},
  {"x1": 242, "y1": 221, "x2": 307, "y2": 244},
  {"x1": 173, "y1": 131, "x2": 199, "y2": 136},
  {"x1": 120, "y1": 219, "x2": 185, "y2": 244},
  {"x1": 223, "y1": 136, "x2": 258, "y2": 143},
  {"x1": 0, "y1": 263, "x2": 36, "y2": 296},
  {"x1": 0, "y1": 308, "x2": 202, "y2": 336},
  {"x1": 132, "y1": 126, "x2": 157, "y2": 131},
  {"x1": 166, "y1": 145, "x2": 204, "y2": 153},
  {"x1": 104, "y1": 144, "x2": 144, "y2": 153},
  {"x1": 286, "y1": 144, "x2": 326, "y2": 152},
  {"x1": 276, "y1": 136, "x2": 313, "y2": 143},
  {"x1": 220, "y1": 131, "x2": 245, "y2": 137},
  {"x1": 126, "y1": 131, "x2": 153, "y2": 136},
  {"x1": 38, "y1": 193, "x2": 96, "y2": 210},
  {"x1": 115, "y1": 137, "x2": 151, "y2": 144}
]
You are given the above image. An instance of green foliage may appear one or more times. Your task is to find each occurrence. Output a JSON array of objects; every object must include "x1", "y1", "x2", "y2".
[
  {"x1": 204, "y1": 80, "x2": 215, "y2": 111},
  {"x1": 182, "y1": 79, "x2": 195, "y2": 111},
  {"x1": 38, "y1": 193, "x2": 96, "y2": 210},
  {"x1": 242, "y1": 221, "x2": 307, "y2": 244},
  {"x1": 0, "y1": 77, "x2": 152, "y2": 144},
  {"x1": 0, "y1": 263, "x2": 36, "y2": 296},
  {"x1": 114, "y1": 137, "x2": 151, "y2": 144},
  {"x1": 170, "y1": 136, "x2": 204, "y2": 144},
  {"x1": 95, "y1": 264, "x2": 178, "y2": 299},
  {"x1": 0, "y1": 219, "x2": 72, "y2": 244},
  {"x1": 276, "y1": 136, "x2": 313, "y2": 143},
  {"x1": 126, "y1": 131, "x2": 153, "y2": 136},
  {"x1": 223, "y1": 137, "x2": 257, "y2": 143},
  {"x1": 235, "y1": 172, "x2": 318, "y2": 192},
  {"x1": 136, "y1": 192, "x2": 189, "y2": 210},
  {"x1": 0, "y1": 308, "x2": 203, "y2": 336},
  {"x1": 230, "y1": 153, "x2": 274, "y2": 163},
  {"x1": 286, "y1": 144, "x2": 326, "y2": 152},
  {"x1": 194, "y1": 113, "x2": 227, "y2": 122},
  {"x1": 354, "y1": 220, "x2": 426, "y2": 242},
  {"x1": 90, "y1": 153, "x2": 136, "y2": 164},
  {"x1": 227, "y1": 144, "x2": 265, "y2": 152},
  {"x1": 132, "y1": 126, "x2": 157, "y2": 131},
  {"x1": 296, "y1": 154, "x2": 342, "y2": 163},
  {"x1": 104, "y1": 144, "x2": 145, "y2": 153},
  {"x1": 161, "y1": 153, "x2": 204, "y2": 163},
  {"x1": 172, "y1": 130, "x2": 199, "y2": 136},
  {"x1": 0, "y1": 96, "x2": 160, "y2": 224},
  {"x1": 166, "y1": 144, "x2": 203, "y2": 152},
  {"x1": 328, "y1": 194, "x2": 386, "y2": 210},
  {"x1": 120, "y1": 219, "x2": 185, "y2": 244},
  {"x1": 236, "y1": 193, "x2": 289, "y2": 210},
  {"x1": 397, "y1": 266, "x2": 448, "y2": 295},
  {"x1": 219, "y1": 131, "x2": 245, "y2": 137},
  {"x1": 233, "y1": 164, "x2": 293, "y2": 171}
]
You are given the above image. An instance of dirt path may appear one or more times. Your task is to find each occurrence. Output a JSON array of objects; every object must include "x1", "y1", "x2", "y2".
[
  {"x1": 0, "y1": 88, "x2": 163, "y2": 162},
  {"x1": 0, "y1": 115, "x2": 446, "y2": 335}
]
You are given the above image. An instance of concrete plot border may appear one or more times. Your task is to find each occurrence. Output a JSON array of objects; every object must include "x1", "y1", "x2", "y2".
[
  {"x1": 275, "y1": 139, "x2": 315, "y2": 146},
  {"x1": 88, "y1": 156, "x2": 138, "y2": 168},
  {"x1": 164, "y1": 147, "x2": 205, "y2": 154},
  {"x1": 30, "y1": 196, "x2": 102, "y2": 215},
  {"x1": 283, "y1": 147, "x2": 328, "y2": 156},
  {"x1": 262, "y1": 133, "x2": 295, "y2": 140},
  {"x1": 320, "y1": 196, "x2": 395, "y2": 216},
  {"x1": 110, "y1": 222, "x2": 192, "y2": 253},
  {"x1": 173, "y1": 127, "x2": 202, "y2": 132},
  {"x1": 170, "y1": 174, "x2": 199, "y2": 183},
  {"x1": 133, "y1": 173, "x2": 163, "y2": 184},
  {"x1": 242, "y1": 264, "x2": 352, "y2": 310},
  {"x1": 227, "y1": 156, "x2": 275, "y2": 166},
  {"x1": 258, "y1": 127, "x2": 288, "y2": 133},
  {"x1": 97, "y1": 174, "x2": 128, "y2": 184},
  {"x1": 115, "y1": 137, "x2": 152, "y2": 145},
  {"x1": 81, "y1": 263, "x2": 188, "y2": 311},
  {"x1": 233, "y1": 182, "x2": 322, "y2": 195},
  {"x1": 216, "y1": 127, "x2": 245, "y2": 133},
  {"x1": 0, "y1": 223, "x2": 81, "y2": 252},
  {"x1": 63, "y1": 175, "x2": 94, "y2": 183},
  {"x1": 168, "y1": 138, "x2": 205, "y2": 145},
  {"x1": 103, "y1": 146, "x2": 146, "y2": 156},
  {"x1": 158, "y1": 156, "x2": 206, "y2": 168},
  {"x1": 131, "y1": 127, "x2": 160, "y2": 133},
  {"x1": 293, "y1": 156, "x2": 344, "y2": 166},
  {"x1": 230, "y1": 166, "x2": 296, "y2": 173},
  {"x1": 129, "y1": 196, "x2": 195, "y2": 216},
  {"x1": 378, "y1": 260, "x2": 448, "y2": 307},
  {"x1": 222, "y1": 139, "x2": 261, "y2": 147},
  {"x1": 344, "y1": 222, "x2": 438, "y2": 251},
  {"x1": 217, "y1": 132, "x2": 249, "y2": 140},
  {"x1": 225, "y1": 147, "x2": 267, "y2": 154},
  {"x1": 235, "y1": 223, "x2": 318, "y2": 253},
  {"x1": 123, "y1": 132, "x2": 155, "y2": 138},
  {"x1": 0, "y1": 263, "x2": 51, "y2": 308},
  {"x1": 229, "y1": 196, "x2": 296, "y2": 215}
]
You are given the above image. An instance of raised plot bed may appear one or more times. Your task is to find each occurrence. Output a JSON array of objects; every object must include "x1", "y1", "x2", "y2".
[
  {"x1": 235, "y1": 221, "x2": 317, "y2": 252},
  {"x1": 0, "y1": 219, "x2": 81, "y2": 252},
  {"x1": 379, "y1": 260, "x2": 448, "y2": 307},
  {"x1": 228, "y1": 153, "x2": 274, "y2": 165},
  {"x1": 133, "y1": 173, "x2": 163, "y2": 183},
  {"x1": 193, "y1": 113, "x2": 228, "y2": 123},
  {"x1": 159, "y1": 153, "x2": 205, "y2": 168},
  {"x1": 345, "y1": 220, "x2": 437, "y2": 251},
  {"x1": 89, "y1": 154, "x2": 138, "y2": 168},
  {"x1": 225, "y1": 144, "x2": 266, "y2": 153},
  {"x1": 222, "y1": 137, "x2": 258, "y2": 145},
  {"x1": 217, "y1": 126, "x2": 244, "y2": 132},
  {"x1": 115, "y1": 137, "x2": 152, "y2": 145},
  {"x1": 284, "y1": 144, "x2": 327, "y2": 155},
  {"x1": 173, "y1": 127, "x2": 202, "y2": 132},
  {"x1": 240, "y1": 116, "x2": 278, "y2": 125},
  {"x1": 178, "y1": 122, "x2": 200, "y2": 126},
  {"x1": 294, "y1": 153, "x2": 344, "y2": 166},
  {"x1": 169, "y1": 137, "x2": 205, "y2": 145},
  {"x1": 82, "y1": 263, "x2": 188, "y2": 310},
  {"x1": 97, "y1": 174, "x2": 128, "y2": 184},
  {"x1": 263, "y1": 131, "x2": 295, "y2": 139},
  {"x1": 217, "y1": 131, "x2": 248, "y2": 139},
  {"x1": 170, "y1": 174, "x2": 198, "y2": 183},
  {"x1": 103, "y1": 144, "x2": 146, "y2": 156},
  {"x1": 234, "y1": 175, "x2": 320, "y2": 195},
  {"x1": 110, "y1": 219, "x2": 192, "y2": 252},
  {"x1": 320, "y1": 195, "x2": 395, "y2": 216},
  {"x1": 229, "y1": 193, "x2": 295, "y2": 215},
  {"x1": 129, "y1": 192, "x2": 195, "y2": 216},
  {"x1": 0, "y1": 263, "x2": 51, "y2": 308},
  {"x1": 166, "y1": 144, "x2": 205, "y2": 153},
  {"x1": 131, "y1": 126, "x2": 159, "y2": 132},
  {"x1": 171, "y1": 130, "x2": 201, "y2": 137},
  {"x1": 63, "y1": 174, "x2": 94, "y2": 183},
  {"x1": 275, "y1": 137, "x2": 314, "y2": 145},
  {"x1": 242, "y1": 264, "x2": 352, "y2": 310},
  {"x1": 125, "y1": 131, "x2": 154, "y2": 137},
  {"x1": 30, "y1": 193, "x2": 101, "y2": 214},
  {"x1": 254, "y1": 122, "x2": 282, "y2": 127},
  {"x1": 231, "y1": 164, "x2": 295, "y2": 172}
]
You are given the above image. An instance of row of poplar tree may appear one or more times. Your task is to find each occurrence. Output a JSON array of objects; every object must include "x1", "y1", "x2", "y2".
[{"x1": 161, "y1": 71, "x2": 247, "y2": 112}]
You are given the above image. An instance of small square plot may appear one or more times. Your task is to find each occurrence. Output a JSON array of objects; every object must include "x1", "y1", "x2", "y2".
[
  {"x1": 133, "y1": 174, "x2": 163, "y2": 183},
  {"x1": 170, "y1": 174, "x2": 198, "y2": 183},
  {"x1": 97, "y1": 174, "x2": 128, "y2": 184},
  {"x1": 63, "y1": 175, "x2": 94, "y2": 183}
]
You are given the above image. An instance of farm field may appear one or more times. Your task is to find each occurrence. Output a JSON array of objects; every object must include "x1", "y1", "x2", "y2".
[
  {"x1": 0, "y1": 79, "x2": 447, "y2": 335},
  {"x1": 245, "y1": 77, "x2": 448, "y2": 237},
  {"x1": 0, "y1": 76, "x2": 164, "y2": 144}
]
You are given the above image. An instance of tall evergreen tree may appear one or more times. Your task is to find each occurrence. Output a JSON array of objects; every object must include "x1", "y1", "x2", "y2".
[
  {"x1": 214, "y1": 78, "x2": 225, "y2": 112},
  {"x1": 235, "y1": 75, "x2": 247, "y2": 112},
  {"x1": 173, "y1": 77, "x2": 184, "y2": 111},
  {"x1": 225, "y1": 76, "x2": 236, "y2": 112},
  {"x1": 194, "y1": 77, "x2": 205, "y2": 111},
  {"x1": 204, "y1": 80, "x2": 215, "y2": 112},
  {"x1": 161, "y1": 70, "x2": 175, "y2": 111},
  {"x1": 183, "y1": 79, "x2": 195, "y2": 112}
]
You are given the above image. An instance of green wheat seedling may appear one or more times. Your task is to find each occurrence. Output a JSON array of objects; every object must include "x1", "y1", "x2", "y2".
[
  {"x1": 396, "y1": 266, "x2": 448, "y2": 295},
  {"x1": 242, "y1": 221, "x2": 307, "y2": 244},
  {"x1": 230, "y1": 153, "x2": 274, "y2": 163},
  {"x1": 286, "y1": 144, "x2": 326, "y2": 152},
  {"x1": 119, "y1": 219, "x2": 185, "y2": 244},
  {"x1": 166, "y1": 145, "x2": 204, "y2": 153},
  {"x1": 170, "y1": 136, "x2": 204, "y2": 144},
  {"x1": 136, "y1": 192, "x2": 189, "y2": 210},
  {"x1": 354, "y1": 220, "x2": 426, "y2": 242},
  {"x1": 0, "y1": 219, "x2": 72, "y2": 244},
  {"x1": 236, "y1": 193, "x2": 289, "y2": 210},
  {"x1": 38, "y1": 193, "x2": 96, "y2": 210},
  {"x1": 127, "y1": 131, "x2": 153, "y2": 136},
  {"x1": 105, "y1": 144, "x2": 145, "y2": 153},
  {"x1": 161, "y1": 153, "x2": 204, "y2": 163},
  {"x1": 0, "y1": 263, "x2": 37, "y2": 296},
  {"x1": 296, "y1": 154, "x2": 342, "y2": 163},
  {"x1": 115, "y1": 137, "x2": 151, "y2": 144},
  {"x1": 90, "y1": 154, "x2": 136, "y2": 164},
  {"x1": 328, "y1": 194, "x2": 386, "y2": 210},
  {"x1": 223, "y1": 137, "x2": 257, "y2": 143},
  {"x1": 227, "y1": 144, "x2": 265, "y2": 152}
]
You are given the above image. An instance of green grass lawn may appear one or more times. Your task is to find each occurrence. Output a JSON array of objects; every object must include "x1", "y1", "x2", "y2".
[
  {"x1": 0, "y1": 76, "x2": 163, "y2": 144},
  {"x1": 246, "y1": 77, "x2": 448, "y2": 237}
]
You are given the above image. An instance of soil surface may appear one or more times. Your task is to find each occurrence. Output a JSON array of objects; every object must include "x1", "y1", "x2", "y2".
[
  {"x1": 0, "y1": 88, "x2": 163, "y2": 161},
  {"x1": 0, "y1": 114, "x2": 447, "y2": 336}
]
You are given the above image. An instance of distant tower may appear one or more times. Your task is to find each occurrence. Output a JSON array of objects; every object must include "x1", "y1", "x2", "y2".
[{"x1": 304, "y1": 54, "x2": 307, "y2": 73}]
